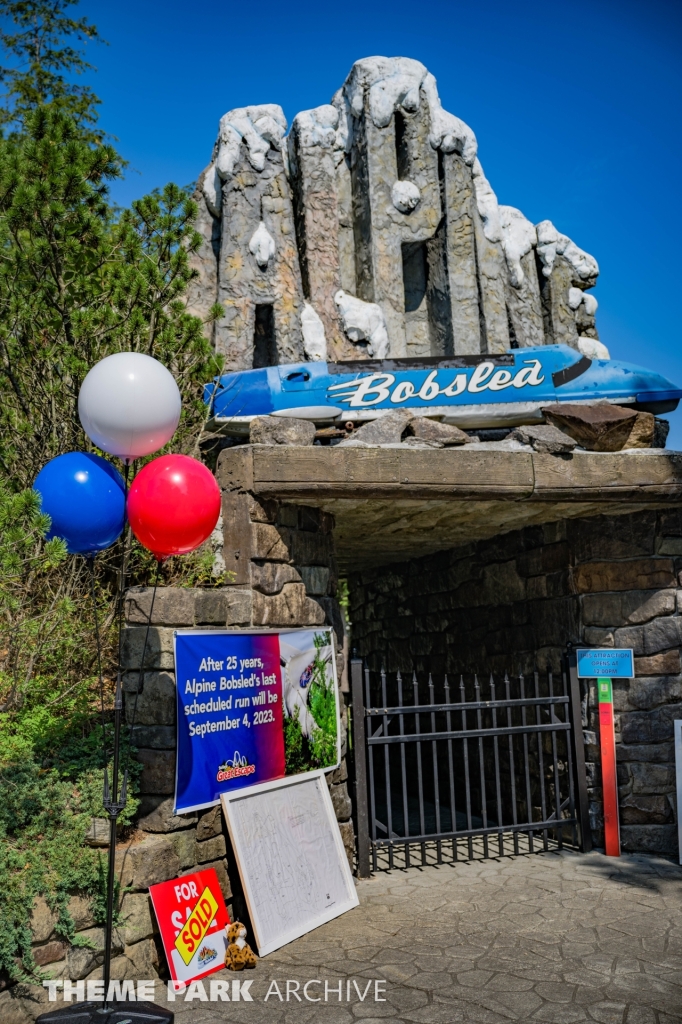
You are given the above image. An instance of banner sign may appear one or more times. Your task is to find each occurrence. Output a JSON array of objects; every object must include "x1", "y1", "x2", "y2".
[
  {"x1": 149, "y1": 868, "x2": 230, "y2": 983},
  {"x1": 576, "y1": 648, "x2": 634, "y2": 678},
  {"x1": 173, "y1": 628, "x2": 340, "y2": 814}
]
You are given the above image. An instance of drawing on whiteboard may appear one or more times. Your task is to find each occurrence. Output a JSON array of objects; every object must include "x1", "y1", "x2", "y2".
[{"x1": 222, "y1": 773, "x2": 358, "y2": 956}]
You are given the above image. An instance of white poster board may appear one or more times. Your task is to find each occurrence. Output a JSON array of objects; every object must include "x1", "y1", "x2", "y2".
[
  {"x1": 671, "y1": 720, "x2": 675, "y2": 864},
  {"x1": 221, "y1": 771, "x2": 359, "y2": 956}
]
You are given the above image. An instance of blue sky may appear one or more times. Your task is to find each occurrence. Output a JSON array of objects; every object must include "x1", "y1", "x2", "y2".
[{"x1": 80, "y1": 1, "x2": 682, "y2": 444}]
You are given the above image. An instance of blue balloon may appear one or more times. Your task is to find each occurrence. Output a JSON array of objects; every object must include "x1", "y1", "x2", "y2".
[{"x1": 34, "y1": 452, "x2": 125, "y2": 555}]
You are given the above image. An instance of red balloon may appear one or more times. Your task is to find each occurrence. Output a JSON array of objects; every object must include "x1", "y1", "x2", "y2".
[{"x1": 127, "y1": 454, "x2": 221, "y2": 559}]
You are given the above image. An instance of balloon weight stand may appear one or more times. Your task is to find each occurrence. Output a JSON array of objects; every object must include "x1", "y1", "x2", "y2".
[
  {"x1": 35, "y1": 1000, "x2": 173, "y2": 1023},
  {"x1": 35, "y1": 680, "x2": 173, "y2": 1024}
]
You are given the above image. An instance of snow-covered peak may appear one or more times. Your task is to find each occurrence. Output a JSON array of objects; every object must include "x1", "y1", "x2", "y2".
[
  {"x1": 338, "y1": 57, "x2": 477, "y2": 165},
  {"x1": 344, "y1": 57, "x2": 426, "y2": 126},
  {"x1": 216, "y1": 104, "x2": 287, "y2": 177},
  {"x1": 421, "y1": 73, "x2": 477, "y2": 166},
  {"x1": 292, "y1": 105, "x2": 339, "y2": 148}
]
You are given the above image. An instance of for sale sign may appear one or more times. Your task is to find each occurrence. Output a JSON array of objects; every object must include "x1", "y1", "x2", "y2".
[{"x1": 149, "y1": 868, "x2": 230, "y2": 983}]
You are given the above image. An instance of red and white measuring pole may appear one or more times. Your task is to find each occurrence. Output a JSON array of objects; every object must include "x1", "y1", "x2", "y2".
[
  {"x1": 576, "y1": 648, "x2": 632, "y2": 859},
  {"x1": 597, "y1": 678, "x2": 620, "y2": 857}
]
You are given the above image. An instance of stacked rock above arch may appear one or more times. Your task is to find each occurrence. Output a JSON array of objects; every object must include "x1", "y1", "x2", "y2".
[{"x1": 188, "y1": 56, "x2": 601, "y2": 369}]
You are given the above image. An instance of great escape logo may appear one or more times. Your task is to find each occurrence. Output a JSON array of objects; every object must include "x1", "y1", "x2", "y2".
[
  {"x1": 327, "y1": 359, "x2": 545, "y2": 407},
  {"x1": 217, "y1": 751, "x2": 256, "y2": 783}
]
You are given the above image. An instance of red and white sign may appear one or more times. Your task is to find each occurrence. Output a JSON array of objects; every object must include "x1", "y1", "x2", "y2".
[{"x1": 149, "y1": 868, "x2": 230, "y2": 983}]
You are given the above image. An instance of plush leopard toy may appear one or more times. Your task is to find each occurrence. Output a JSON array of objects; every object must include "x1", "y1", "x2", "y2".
[{"x1": 224, "y1": 921, "x2": 258, "y2": 971}]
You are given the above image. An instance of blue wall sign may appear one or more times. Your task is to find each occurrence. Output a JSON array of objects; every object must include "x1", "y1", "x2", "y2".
[{"x1": 576, "y1": 648, "x2": 634, "y2": 679}]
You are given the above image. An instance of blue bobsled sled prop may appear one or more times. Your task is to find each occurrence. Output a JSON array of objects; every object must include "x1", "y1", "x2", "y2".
[{"x1": 204, "y1": 345, "x2": 682, "y2": 434}]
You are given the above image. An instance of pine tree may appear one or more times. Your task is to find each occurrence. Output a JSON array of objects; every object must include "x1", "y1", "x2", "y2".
[
  {"x1": 0, "y1": 0, "x2": 102, "y2": 134},
  {"x1": 0, "y1": 108, "x2": 222, "y2": 488}
]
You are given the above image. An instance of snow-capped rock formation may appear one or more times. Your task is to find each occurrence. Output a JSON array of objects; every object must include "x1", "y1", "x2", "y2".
[{"x1": 188, "y1": 56, "x2": 601, "y2": 367}]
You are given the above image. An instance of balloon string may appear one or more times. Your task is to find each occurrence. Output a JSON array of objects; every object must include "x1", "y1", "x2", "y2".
[
  {"x1": 88, "y1": 555, "x2": 108, "y2": 768},
  {"x1": 122, "y1": 558, "x2": 160, "y2": 783},
  {"x1": 116, "y1": 460, "x2": 131, "y2": 679}
]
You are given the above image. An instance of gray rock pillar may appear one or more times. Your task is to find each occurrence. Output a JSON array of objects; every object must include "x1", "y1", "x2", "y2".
[
  {"x1": 536, "y1": 219, "x2": 600, "y2": 350},
  {"x1": 539, "y1": 254, "x2": 581, "y2": 348},
  {"x1": 347, "y1": 82, "x2": 446, "y2": 357},
  {"x1": 185, "y1": 164, "x2": 221, "y2": 338},
  {"x1": 441, "y1": 153, "x2": 482, "y2": 355},
  {"x1": 209, "y1": 106, "x2": 307, "y2": 370},
  {"x1": 505, "y1": 250, "x2": 545, "y2": 348},
  {"x1": 288, "y1": 105, "x2": 352, "y2": 360}
]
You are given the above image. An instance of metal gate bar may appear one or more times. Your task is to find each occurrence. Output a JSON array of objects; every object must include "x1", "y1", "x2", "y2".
[{"x1": 351, "y1": 655, "x2": 591, "y2": 877}]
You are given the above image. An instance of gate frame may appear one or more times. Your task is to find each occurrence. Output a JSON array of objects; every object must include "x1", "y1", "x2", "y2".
[
  {"x1": 564, "y1": 643, "x2": 593, "y2": 853},
  {"x1": 351, "y1": 652, "x2": 592, "y2": 876}
]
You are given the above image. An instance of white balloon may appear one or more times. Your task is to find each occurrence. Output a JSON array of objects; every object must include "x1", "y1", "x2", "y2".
[{"x1": 79, "y1": 352, "x2": 182, "y2": 461}]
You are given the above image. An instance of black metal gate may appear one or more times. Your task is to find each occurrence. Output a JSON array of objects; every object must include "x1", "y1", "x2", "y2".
[{"x1": 350, "y1": 652, "x2": 591, "y2": 876}]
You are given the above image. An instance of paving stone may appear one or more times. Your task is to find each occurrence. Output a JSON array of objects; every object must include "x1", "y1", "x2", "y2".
[{"x1": 18, "y1": 850, "x2": 682, "y2": 1024}]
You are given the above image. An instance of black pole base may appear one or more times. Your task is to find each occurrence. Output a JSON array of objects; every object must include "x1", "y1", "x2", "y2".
[{"x1": 36, "y1": 1000, "x2": 173, "y2": 1023}]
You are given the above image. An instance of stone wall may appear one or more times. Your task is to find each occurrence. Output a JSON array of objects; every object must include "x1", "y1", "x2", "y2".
[
  {"x1": 116, "y1": 449, "x2": 355, "y2": 920},
  {"x1": 348, "y1": 508, "x2": 682, "y2": 858}
]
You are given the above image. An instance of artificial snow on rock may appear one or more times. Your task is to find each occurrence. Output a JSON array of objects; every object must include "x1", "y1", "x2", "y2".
[
  {"x1": 568, "y1": 287, "x2": 584, "y2": 310},
  {"x1": 216, "y1": 105, "x2": 288, "y2": 177},
  {"x1": 421, "y1": 72, "x2": 477, "y2": 165},
  {"x1": 249, "y1": 222, "x2": 276, "y2": 269},
  {"x1": 340, "y1": 57, "x2": 477, "y2": 165},
  {"x1": 583, "y1": 293, "x2": 598, "y2": 316},
  {"x1": 301, "y1": 303, "x2": 328, "y2": 361},
  {"x1": 499, "y1": 206, "x2": 537, "y2": 288},
  {"x1": 472, "y1": 159, "x2": 502, "y2": 243},
  {"x1": 202, "y1": 161, "x2": 222, "y2": 218},
  {"x1": 536, "y1": 220, "x2": 599, "y2": 283},
  {"x1": 330, "y1": 88, "x2": 353, "y2": 153},
  {"x1": 344, "y1": 56, "x2": 424, "y2": 126},
  {"x1": 334, "y1": 290, "x2": 389, "y2": 358},
  {"x1": 578, "y1": 336, "x2": 610, "y2": 360},
  {"x1": 569, "y1": 287, "x2": 598, "y2": 314},
  {"x1": 392, "y1": 180, "x2": 421, "y2": 213},
  {"x1": 292, "y1": 105, "x2": 339, "y2": 148}
]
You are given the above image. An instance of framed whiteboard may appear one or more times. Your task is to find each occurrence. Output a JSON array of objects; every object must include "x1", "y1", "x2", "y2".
[
  {"x1": 221, "y1": 770, "x2": 359, "y2": 956},
  {"x1": 671, "y1": 720, "x2": 675, "y2": 864}
]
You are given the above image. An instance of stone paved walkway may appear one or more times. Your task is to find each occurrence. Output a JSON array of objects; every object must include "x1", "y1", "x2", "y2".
[
  {"x1": 15, "y1": 849, "x2": 682, "y2": 1023},
  {"x1": 162, "y1": 849, "x2": 682, "y2": 1023}
]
